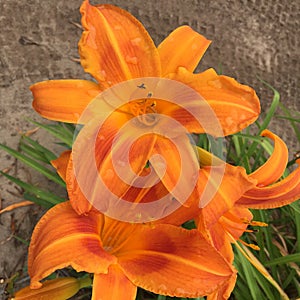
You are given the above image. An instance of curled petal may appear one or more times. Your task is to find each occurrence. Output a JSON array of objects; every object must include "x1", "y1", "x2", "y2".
[
  {"x1": 28, "y1": 202, "x2": 116, "y2": 288},
  {"x1": 30, "y1": 80, "x2": 100, "y2": 123},
  {"x1": 51, "y1": 150, "x2": 71, "y2": 182},
  {"x1": 220, "y1": 208, "x2": 253, "y2": 242},
  {"x1": 116, "y1": 224, "x2": 234, "y2": 297},
  {"x1": 168, "y1": 67, "x2": 260, "y2": 136},
  {"x1": 14, "y1": 277, "x2": 91, "y2": 300},
  {"x1": 199, "y1": 207, "x2": 252, "y2": 261},
  {"x1": 206, "y1": 273, "x2": 237, "y2": 300},
  {"x1": 249, "y1": 130, "x2": 288, "y2": 186},
  {"x1": 236, "y1": 160, "x2": 300, "y2": 209},
  {"x1": 158, "y1": 25, "x2": 211, "y2": 75},
  {"x1": 79, "y1": 1, "x2": 161, "y2": 88},
  {"x1": 199, "y1": 164, "x2": 256, "y2": 228}
]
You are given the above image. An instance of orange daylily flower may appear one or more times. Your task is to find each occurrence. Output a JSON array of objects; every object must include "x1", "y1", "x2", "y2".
[
  {"x1": 28, "y1": 201, "x2": 235, "y2": 299},
  {"x1": 13, "y1": 277, "x2": 91, "y2": 300},
  {"x1": 31, "y1": 0, "x2": 260, "y2": 215},
  {"x1": 196, "y1": 129, "x2": 300, "y2": 299}
]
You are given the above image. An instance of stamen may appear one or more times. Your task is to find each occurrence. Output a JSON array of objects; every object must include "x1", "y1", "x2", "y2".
[
  {"x1": 129, "y1": 98, "x2": 158, "y2": 126},
  {"x1": 238, "y1": 239, "x2": 260, "y2": 250},
  {"x1": 241, "y1": 218, "x2": 268, "y2": 227}
]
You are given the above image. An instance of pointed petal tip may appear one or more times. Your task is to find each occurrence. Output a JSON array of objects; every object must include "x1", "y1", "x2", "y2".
[
  {"x1": 79, "y1": 1, "x2": 160, "y2": 86},
  {"x1": 158, "y1": 25, "x2": 211, "y2": 75}
]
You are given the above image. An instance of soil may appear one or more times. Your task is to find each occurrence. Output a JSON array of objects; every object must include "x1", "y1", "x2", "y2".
[{"x1": 0, "y1": 0, "x2": 299, "y2": 298}]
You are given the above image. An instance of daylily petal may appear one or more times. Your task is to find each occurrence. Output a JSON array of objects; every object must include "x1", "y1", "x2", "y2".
[
  {"x1": 199, "y1": 164, "x2": 256, "y2": 228},
  {"x1": 92, "y1": 265, "x2": 137, "y2": 300},
  {"x1": 79, "y1": 1, "x2": 161, "y2": 88},
  {"x1": 149, "y1": 134, "x2": 199, "y2": 205},
  {"x1": 14, "y1": 277, "x2": 91, "y2": 300},
  {"x1": 122, "y1": 168, "x2": 169, "y2": 204},
  {"x1": 249, "y1": 130, "x2": 288, "y2": 186},
  {"x1": 66, "y1": 111, "x2": 131, "y2": 214},
  {"x1": 68, "y1": 124, "x2": 158, "y2": 216},
  {"x1": 167, "y1": 67, "x2": 260, "y2": 136},
  {"x1": 158, "y1": 25, "x2": 211, "y2": 75},
  {"x1": 157, "y1": 99, "x2": 218, "y2": 135},
  {"x1": 199, "y1": 207, "x2": 252, "y2": 260},
  {"x1": 51, "y1": 150, "x2": 71, "y2": 181},
  {"x1": 152, "y1": 183, "x2": 200, "y2": 225},
  {"x1": 28, "y1": 202, "x2": 116, "y2": 288},
  {"x1": 207, "y1": 273, "x2": 237, "y2": 300},
  {"x1": 92, "y1": 133, "x2": 158, "y2": 219},
  {"x1": 236, "y1": 160, "x2": 300, "y2": 209},
  {"x1": 30, "y1": 79, "x2": 101, "y2": 123},
  {"x1": 116, "y1": 224, "x2": 234, "y2": 297},
  {"x1": 220, "y1": 208, "x2": 253, "y2": 242}
]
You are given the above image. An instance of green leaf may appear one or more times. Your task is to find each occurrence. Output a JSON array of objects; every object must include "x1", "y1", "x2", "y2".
[
  {"x1": 28, "y1": 119, "x2": 73, "y2": 147},
  {"x1": 21, "y1": 135, "x2": 57, "y2": 162},
  {"x1": 0, "y1": 143, "x2": 65, "y2": 187},
  {"x1": 0, "y1": 171, "x2": 65, "y2": 207},
  {"x1": 264, "y1": 253, "x2": 300, "y2": 267}
]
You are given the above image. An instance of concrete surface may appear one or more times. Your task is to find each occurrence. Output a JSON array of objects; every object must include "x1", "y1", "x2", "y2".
[{"x1": 0, "y1": 0, "x2": 299, "y2": 297}]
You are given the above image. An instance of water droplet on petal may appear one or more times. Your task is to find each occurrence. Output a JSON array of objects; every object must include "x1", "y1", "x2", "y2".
[
  {"x1": 130, "y1": 37, "x2": 142, "y2": 46},
  {"x1": 175, "y1": 287, "x2": 186, "y2": 294},
  {"x1": 98, "y1": 70, "x2": 107, "y2": 81},
  {"x1": 114, "y1": 25, "x2": 122, "y2": 30},
  {"x1": 158, "y1": 284, "x2": 167, "y2": 293},
  {"x1": 125, "y1": 55, "x2": 138, "y2": 65},
  {"x1": 116, "y1": 160, "x2": 126, "y2": 167},
  {"x1": 73, "y1": 113, "x2": 80, "y2": 120},
  {"x1": 98, "y1": 135, "x2": 105, "y2": 141},
  {"x1": 225, "y1": 116, "x2": 234, "y2": 127},
  {"x1": 191, "y1": 43, "x2": 198, "y2": 50},
  {"x1": 104, "y1": 169, "x2": 114, "y2": 181}
]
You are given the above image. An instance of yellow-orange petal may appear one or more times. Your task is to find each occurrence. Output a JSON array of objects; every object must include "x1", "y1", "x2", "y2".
[
  {"x1": 67, "y1": 117, "x2": 158, "y2": 216},
  {"x1": 199, "y1": 164, "x2": 256, "y2": 228},
  {"x1": 51, "y1": 150, "x2": 71, "y2": 182},
  {"x1": 30, "y1": 79, "x2": 101, "y2": 123},
  {"x1": 167, "y1": 67, "x2": 261, "y2": 136},
  {"x1": 92, "y1": 265, "x2": 137, "y2": 300},
  {"x1": 206, "y1": 273, "x2": 237, "y2": 300},
  {"x1": 236, "y1": 160, "x2": 300, "y2": 209},
  {"x1": 66, "y1": 111, "x2": 130, "y2": 214},
  {"x1": 14, "y1": 277, "x2": 91, "y2": 300},
  {"x1": 79, "y1": 1, "x2": 161, "y2": 88},
  {"x1": 28, "y1": 202, "x2": 116, "y2": 288},
  {"x1": 149, "y1": 134, "x2": 199, "y2": 205},
  {"x1": 116, "y1": 224, "x2": 234, "y2": 297},
  {"x1": 158, "y1": 25, "x2": 211, "y2": 76},
  {"x1": 220, "y1": 208, "x2": 253, "y2": 242},
  {"x1": 249, "y1": 130, "x2": 288, "y2": 186},
  {"x1": 153, "y1": 180, "x2": 201, "y2": 226}
]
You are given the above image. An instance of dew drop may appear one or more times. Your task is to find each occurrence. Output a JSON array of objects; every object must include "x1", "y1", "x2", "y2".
[
  {"x1": 98, "y1": 135, "x2": 105, "y2": 141},
  {"x1": 130, "y1": 37, "x2": 142, "y2": 46},
  {"x1": 158, "y1": 284, "x2": 167, "y2": 292},
  {"x1": 125, "y1": 55, "x2": 138, "y2": 65},
  {"x1": 225, "y1": 116, "x2": 234, "y2": 127},
  {"x1": 73, "y1": 112, "x2": 80, "y2": 120},
  {"x1": 98, "y1": 69, "x2": 107, "y2": 81},
  {"x1": 104, "y1": 169, "x2": 114, "y2": 181},
  {"x1": 175, "y1": 287, "x2": 186, "y2": 294},
  {"x1": 191, "y1": 43, "x2": 198, "y2": 50},
  {"x1": 114, "y1": 25, "x2": 122, "y2": 30},
  {"x1": 116, "y1": 160, "x2": 126, "y2": 167}
]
